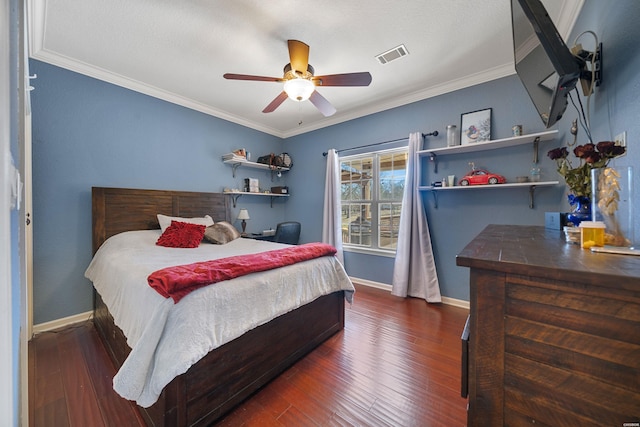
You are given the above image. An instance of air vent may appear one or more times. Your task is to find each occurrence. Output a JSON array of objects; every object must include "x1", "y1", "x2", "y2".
[{"x1": 375, "y1": 44, "x2": 409, "y2": 65}]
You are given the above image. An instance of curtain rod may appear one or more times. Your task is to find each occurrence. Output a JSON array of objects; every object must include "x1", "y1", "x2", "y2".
[{"x1": 322, "y1": 131, "x2": 438, "y2": 156}]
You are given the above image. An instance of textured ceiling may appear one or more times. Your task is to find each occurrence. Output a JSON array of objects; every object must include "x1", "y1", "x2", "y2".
[{"x1": 27, "y1": 0, "x2": 583, "y2": 138}]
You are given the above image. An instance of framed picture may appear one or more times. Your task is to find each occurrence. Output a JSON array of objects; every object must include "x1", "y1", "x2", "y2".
[{"x1": 460, "y1": 108, "x2": 492, "y2": 145}]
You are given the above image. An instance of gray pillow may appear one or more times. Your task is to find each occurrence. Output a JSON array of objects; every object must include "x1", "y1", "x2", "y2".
[{"x1": 203, "y1": 221, "x2": 241, "y2": 244}]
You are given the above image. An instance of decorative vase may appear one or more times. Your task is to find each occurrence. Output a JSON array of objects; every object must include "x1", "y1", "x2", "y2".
[
  {"x1": 566, "y1": 194, "x2": 591, "y2": 226},
  {"x1": 591, "y1": 166, "x2": 634, "y2": 247}
]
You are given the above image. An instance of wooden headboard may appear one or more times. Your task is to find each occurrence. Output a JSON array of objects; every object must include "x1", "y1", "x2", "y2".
[{"x1": 92, "y1": 187, "x2": 230, "y2": 254}]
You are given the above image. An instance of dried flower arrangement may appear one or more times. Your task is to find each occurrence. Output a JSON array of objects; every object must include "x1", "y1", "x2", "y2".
[
  {"x1": 547, "y1": 141, "x2": 626, "y2": 198},
  {"x1": 593, "y1": 167, "x2": 631, "y2": 246}
]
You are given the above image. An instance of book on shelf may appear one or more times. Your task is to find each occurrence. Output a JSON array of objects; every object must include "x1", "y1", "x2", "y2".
[
  {"x1": 244, "y1": 178, "x2": 259, "y2": 193},
  {"x1": 222, "y1": 153, "x2": 246, "y2": 161}
]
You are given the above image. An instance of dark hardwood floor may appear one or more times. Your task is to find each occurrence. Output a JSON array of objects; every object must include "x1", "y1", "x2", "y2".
[{"x1": 30, "y1": 284, "x2": 469, "y2": 426}]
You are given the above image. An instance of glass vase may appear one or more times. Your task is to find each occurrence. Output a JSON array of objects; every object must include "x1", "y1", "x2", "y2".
[{"x1": 591, "y1": 166, "x2": 634, "y2": 247}]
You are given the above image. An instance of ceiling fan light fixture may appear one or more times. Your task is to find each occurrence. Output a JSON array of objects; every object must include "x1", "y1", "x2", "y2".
[{"x1": 284, "y1": 78, "x2": 315, "y2": 102}]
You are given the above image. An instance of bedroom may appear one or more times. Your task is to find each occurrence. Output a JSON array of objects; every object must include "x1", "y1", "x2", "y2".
[{"x1": 3, "y1": 0, "x2": 640, "y2": 426}]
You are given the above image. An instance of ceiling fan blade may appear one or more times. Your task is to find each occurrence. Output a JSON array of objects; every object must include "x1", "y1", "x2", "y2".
[
  {"x1": 312, "y1": 72, "x2": 372, "y2": 87},
  {"x1": 309, "y1": 90, "x2": 337, "y2": 117},
  {"x1": 224, "y1": 73, "x2": 284, "y2": 83},
  {"x1": 288, "y1": 40, "x2": 310, "y2": 76},
  {"x1": 262, "y1": 92, "x2": 289, "y2": 113}
]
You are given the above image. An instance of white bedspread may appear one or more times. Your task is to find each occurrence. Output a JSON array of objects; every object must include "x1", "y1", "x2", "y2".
[{"x1": 84, "y1": 230, "x2": 354, "y2": 407}]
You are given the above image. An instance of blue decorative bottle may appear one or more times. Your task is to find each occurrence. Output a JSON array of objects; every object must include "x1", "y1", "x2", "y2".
[{"x1": 566, "y1": 194, "x2": 591, "y2": 226}]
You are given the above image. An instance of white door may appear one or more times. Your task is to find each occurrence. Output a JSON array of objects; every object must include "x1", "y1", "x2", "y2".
[
  {"x1": 1, "y1": 0, "x2": 17, "y2": 424},
  {"x1": 20, "y1": 1, "x2": 34, "y2": 424}
]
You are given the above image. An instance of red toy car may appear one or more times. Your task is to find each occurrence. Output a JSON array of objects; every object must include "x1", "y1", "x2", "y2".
[{"x1": 459, "y1": 169, "x2": 506, "y2": 186}]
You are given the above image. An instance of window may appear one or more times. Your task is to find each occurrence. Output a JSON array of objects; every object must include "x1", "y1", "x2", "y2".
[{"x1": 340, "y1": 148, "x2": 407, "y2": 253}]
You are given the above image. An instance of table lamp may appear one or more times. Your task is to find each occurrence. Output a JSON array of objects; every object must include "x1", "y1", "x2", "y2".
[{"x1": 237, "y1": 208, "x2": 250, "y2": 233}]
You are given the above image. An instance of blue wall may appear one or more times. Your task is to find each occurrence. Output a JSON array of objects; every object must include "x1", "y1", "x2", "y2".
[
  {"x1": 572, "y1": 0, "x2": 640, "y2": 243},
  {"x1": 285, "y1": 76, "x2": 568, "y2": 300},
  {"x1": 29, "y1": 62, "x2": 287, "y2": 324},
  {"x1": 284, "y1": 0, "x2": 640, "y2": 300},
  {"x1": 30, "y1": 0, "x2": 640, "y2": 323}
]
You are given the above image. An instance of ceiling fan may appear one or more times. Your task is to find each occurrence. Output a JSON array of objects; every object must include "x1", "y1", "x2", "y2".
[{"x1": 223, "y1": 40, "x2": 372, "y2": 117}]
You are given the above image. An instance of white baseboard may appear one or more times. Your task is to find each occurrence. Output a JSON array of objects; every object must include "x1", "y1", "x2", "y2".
[
  {"x1": 32, "y1": 310, "x2": 93, "y2": 335},
  {"x1": 350, "y1": 276, "x2": 470, "y2": 310},
  {"x1": 441, "y1": 296, "x2": 470, "y2": 310},
  {"x1": 349, "y1": 276, "x2": 392, "y2": 291}
]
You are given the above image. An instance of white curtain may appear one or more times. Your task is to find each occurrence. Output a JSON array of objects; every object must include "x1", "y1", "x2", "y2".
[
  {"x1": 392, "y1": 132, "x2": 442, "y2": 302},
  {"x1": 322, "y1": 149, "x2": 344, "y2": 264}
]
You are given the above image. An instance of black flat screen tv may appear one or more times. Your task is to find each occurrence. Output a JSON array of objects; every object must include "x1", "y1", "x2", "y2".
[{"x1": 511, "y1": 0, "x2": 582, "y2": 128}]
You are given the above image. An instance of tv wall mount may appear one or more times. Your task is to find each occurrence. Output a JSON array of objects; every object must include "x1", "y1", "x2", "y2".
[{"x1": 573, "y1": 42, "x2": 603, "y2": 96}]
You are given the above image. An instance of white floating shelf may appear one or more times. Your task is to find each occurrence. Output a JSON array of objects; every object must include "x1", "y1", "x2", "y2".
[
  {"x1": 222, "y1": 156, "x2": 290, "y2": 179},
  {"x1": 417, "y1": 130, "x2": 558, "y2": 156},
  {"x1": 418, "y1": 181, "x2": 559, "y2": 191},
  {"x1": 419, "y1": 181, "x2": 559, "y2": 209},
  {"x1": 222, "y1": 191, "x2": 289, "y2": 208}
]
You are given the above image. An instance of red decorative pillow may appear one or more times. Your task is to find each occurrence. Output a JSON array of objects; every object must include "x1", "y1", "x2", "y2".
[{"x1": 156, "y1": 221, "x2": 206, "y2": 248}]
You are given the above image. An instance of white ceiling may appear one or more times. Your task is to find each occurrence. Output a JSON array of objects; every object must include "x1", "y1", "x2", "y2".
[{"x1": 27, "y1": 0, "x2": 583, "y2": 138}]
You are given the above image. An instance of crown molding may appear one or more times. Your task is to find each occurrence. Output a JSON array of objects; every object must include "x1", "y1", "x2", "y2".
[{"x1": 31, "y1": 46, "x2": 515, "y2": 139}]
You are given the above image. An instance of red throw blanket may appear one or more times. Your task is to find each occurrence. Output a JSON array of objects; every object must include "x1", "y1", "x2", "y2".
[{"x1": 148, "y1": 242, "x2": 337, "y2": 303}]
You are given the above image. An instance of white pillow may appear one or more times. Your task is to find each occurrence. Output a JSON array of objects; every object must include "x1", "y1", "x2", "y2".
[{"x1": 157, "y1": 214, "x2": 214, "y2": 233}]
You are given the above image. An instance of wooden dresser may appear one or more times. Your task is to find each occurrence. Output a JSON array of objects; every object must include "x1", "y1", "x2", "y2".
[{"x1": 457, "y1": 225, "x2": 640, "y2": 426}]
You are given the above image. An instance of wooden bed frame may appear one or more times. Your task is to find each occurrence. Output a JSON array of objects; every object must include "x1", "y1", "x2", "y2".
[{"x1": 91, "y1": 187, "x2": 346, "y2": 426}]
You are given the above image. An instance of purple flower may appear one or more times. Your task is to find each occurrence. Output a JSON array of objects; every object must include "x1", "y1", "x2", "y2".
[
  {"x1": 547, "y1": 147, "x2": 568, "y2": 160},
  {"x1": 547, "y1": 141, "x2": 626, "y2": 198},
  {"x1": 596, "y1": 140, "x2": 615, "y2": 154},
  {"x1": 574, "y1": 143, "x2": 595, "y2": 159}
]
